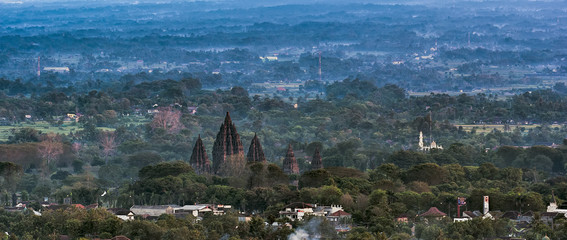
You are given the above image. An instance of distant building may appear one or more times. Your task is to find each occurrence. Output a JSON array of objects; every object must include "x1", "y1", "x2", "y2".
[
  {"x1": 279, "y1": 202, "x2": 315, "y2": 221},
  {"x1": 259, "y1": 56, "x2": 278, "y2": 62},
  {"x1": 279, "y1": 203, "x2": 350, "y2": 222},
  {"x1": 43, "y1": 67, "x2": 70, "y2": 73},
  {"x1": 419, "y1": 131, "x2": 443, "y2": 151},
  {"x1": 130, "y1": 205, "x2": 177, "y2": 217},
  {"x1": 107, "y1": 208, "x2": 135, "y2": 221},
  {"x1": 546, "y1": 200, "x2": 567, "y2": 214},
  {"x1": 187, "y1": 106, "x2": 198, "y2": 115},
  {"x1": 173, "y1": 204, "x2": 212, "y2": 217},
  {"x1": 327, "y1": 210, "x2": 351, "y2": 223},
  {"x1": 395, "y1": 214, "x2": 410, "y2": 223},
  {"x1": 419, "y1": 207, "x2": 447, "y2": 221}
]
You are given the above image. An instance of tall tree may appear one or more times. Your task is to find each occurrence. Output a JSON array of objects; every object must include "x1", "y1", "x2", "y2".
[
  {"x1": 150, "y1": 107, "x2": 183, "y2": 134},
  {"x1": 100, "y1": 131, "x2": 116, "y2": 164},
  {"x1": 37, "y1": 134, "x2": 63, "y2": 178}
]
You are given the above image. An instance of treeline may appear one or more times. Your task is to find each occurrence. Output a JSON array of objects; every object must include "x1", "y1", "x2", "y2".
[
  {"x1": 4, "y1": 78, "x2": 567, "y2": 172},
  {"x1": 0, "y1": 207, "x2": 293, "y2": 240},
  {"x1": 4, "y1": 158, "x2": 567, "y2": 239}
]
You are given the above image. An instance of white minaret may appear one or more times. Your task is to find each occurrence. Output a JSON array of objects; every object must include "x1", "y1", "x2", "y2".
[
  {"x1": 419, "y1": 131, "x2": 424, "y2": 149},
  {"x1": 483, "y1": 196, "x2": 489, "y2": 215}
]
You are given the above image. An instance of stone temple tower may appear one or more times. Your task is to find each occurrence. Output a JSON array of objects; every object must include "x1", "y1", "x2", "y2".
[
  {"x1": 247, "y1": 133, "x2": 267, "y2": 163},
  {"x1": 190, "y1": 135, "x2": 211, "y2": 174},
  {"x1": 212, "y1": 112, "x2": 245, "y2": 175},
  {"x1": 283, "y1": 144, "x2": 299, "y2": 174},
  {"x1": 310, "y1": 147, "x2": 323, "y2": 170}
]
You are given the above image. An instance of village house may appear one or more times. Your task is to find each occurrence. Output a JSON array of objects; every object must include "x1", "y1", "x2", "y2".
[
  {"x1": 327, "y1": 210, "x2": 352, "y2": 223},
  {"x1": 107, "y1": 208, "x2": 135, "y2": 221},
  {"x1": 395, "y1": 214, "x2": 411, "y2": 223},
  {"x1": 279, "y1": 203, "x2": 351, "y2": 223},
  {"x1": 130, "y1": 205, "x2": 177, "y2": 217},
  {"x1": 419, "y1": 207, "x2": 447, "y2": 221},
  {"x1": 279, "y1": 202, "x2": 315, "y2": 221},
  {"x1": 187, "y1": 106, "x2": 198, "y2": 115},
  {"x1": 173, "y1": 204, "x2": 217, "y2": 218},
  {"x1": 128, "y1": 204, "x2": 232, "y2": 219}
]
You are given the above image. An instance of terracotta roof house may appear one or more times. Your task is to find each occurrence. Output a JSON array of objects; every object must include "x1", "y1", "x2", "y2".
[
  {"x1": 72, "y1": 204, "x2": 85, "y2": 209},
  {"x1": 327, "y1": 210, "x2": 351, "y2": 222},
  {"x1": 420, "y1": 207, "x2": 447, "y2": 220},
  {"x1": 395, "y1": 214, "x2": 411, "y2": 223},
  {"x1": 111, "y1": 236, "x2": 131, "y2": 240}
]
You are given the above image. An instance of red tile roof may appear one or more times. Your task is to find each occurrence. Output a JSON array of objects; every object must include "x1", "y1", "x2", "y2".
[
  {"x1": 329, "y1": 210, "x2": 351, "y2": 217},
  {"x1": 111, "y1": 236, "x2": 131, "y2": 240},
  {"x1": 420, "y1": 207, "x2": 447, "y2": 217}
]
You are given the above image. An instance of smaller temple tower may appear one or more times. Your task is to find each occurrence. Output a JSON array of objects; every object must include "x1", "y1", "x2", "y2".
[
  {"x1": 189, "y1": 135, "x2": 211, "y2": 174},
  {"x1": 310, "y1": 147, "x2": 323, "y2": 170},
  {"x1": 283, "y1": 144, "x2": 299, "y2": 174},
  {"x1": 247, "y1": 133, "x2": 267, "y2": 163}
]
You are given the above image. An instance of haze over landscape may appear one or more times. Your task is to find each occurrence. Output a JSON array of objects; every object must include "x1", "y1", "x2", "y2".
[{"x1": 0, "y1": 0, "x2": 567, "y2": 239}]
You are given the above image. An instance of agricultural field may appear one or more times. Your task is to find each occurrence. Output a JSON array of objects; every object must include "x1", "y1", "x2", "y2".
[
  {"x1": 0, "y1": 115, "x2": 149, "y2": 142},
  {"x1": 455, "y1": 123, "x2": 564, "y2": 134}
]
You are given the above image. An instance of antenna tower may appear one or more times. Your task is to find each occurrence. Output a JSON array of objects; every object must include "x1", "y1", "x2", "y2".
[
  {"x1": 37, "y1": 56, "x2": 41, "y2": 79},
  {"x1": 318, "y1": 51, "x2": 322, "y2": 82},
  {"x1": 429, "y1": 111, "x2": 433, "y2": 143}
]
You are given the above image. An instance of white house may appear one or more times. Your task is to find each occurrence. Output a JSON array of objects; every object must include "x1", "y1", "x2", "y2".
[
  {"x1": 173, "y1": 204, "x2": 212, "y2": 217},
  {"x1": 130, "y1": 205, "x2": 177, "y2": 217}
]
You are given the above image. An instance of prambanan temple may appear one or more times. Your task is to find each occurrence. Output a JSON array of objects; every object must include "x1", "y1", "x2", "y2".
[
  {"x1": 247, "y1": 133, "x2": 267, "y2": 163},
  {"x1": 189, "y1": 112, "x2": 322, "y2": 175},
  {"x1": 310, "y1": 147, "x2": 323, "y2": 170},
  {"x1": 189, "y1": 135, "x2": 211, "y2": 174},
  {"x1": 283, "y1": 144, "x2": 299, "y2": 174},
  {"x1": 211, "y1": 112, "x2": 245, "y2": 174}
]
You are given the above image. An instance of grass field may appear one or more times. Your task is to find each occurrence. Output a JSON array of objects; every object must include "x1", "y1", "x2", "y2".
[
  {"x1": 455, "y1": 124, "x2": 563, "y2": 134},
  {"x1": 0, "y1": 115, "x2": 149, "y2": 142}
]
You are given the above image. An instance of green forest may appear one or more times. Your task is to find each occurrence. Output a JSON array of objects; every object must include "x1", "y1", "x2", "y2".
[
  {"x1": 1, "y1": 76, "x2": 567, "y2": 239},
  {"x1": 1, "y1": 1, "x2": 567, "y2": 239}
]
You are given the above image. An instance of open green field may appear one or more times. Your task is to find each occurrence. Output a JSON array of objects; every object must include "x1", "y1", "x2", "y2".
[
  {"x1": 0, "y1": 115, "x2": 149, "y2": 142},
  {"x1": 455, "y1": 124, "x2": 563, "y2": 134}
]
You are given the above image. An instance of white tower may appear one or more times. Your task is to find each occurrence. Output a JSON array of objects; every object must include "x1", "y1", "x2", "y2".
[{"x1": 483, "y1": 196, "x2": 489, "y2": 215}]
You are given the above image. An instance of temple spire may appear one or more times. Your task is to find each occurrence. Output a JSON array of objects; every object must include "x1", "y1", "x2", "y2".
[
  {"x1": 310, "y1": 147, "x2": 323, "y2": 170},
  {"x1": 247, "y1": 133, "x2": 267, "y2": 163},
  {"x1": 212, "y1": 112, "x2": 245, "y2": 175},
  {"x1": 190, "y1": 135, "x2": 211, "y2": 174},
  {"x1": 283, "y1": 144, "x2": 299, "y2": 174}
]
